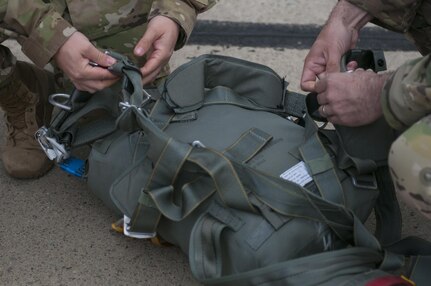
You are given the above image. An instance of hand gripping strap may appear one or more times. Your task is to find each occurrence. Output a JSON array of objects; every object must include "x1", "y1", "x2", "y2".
[
  {"x1": 106, "y1": 50, "x2": 144, "y2": 107},
  {"x1": 46, "y1": 51, "x2": 145, "y2": 149}
]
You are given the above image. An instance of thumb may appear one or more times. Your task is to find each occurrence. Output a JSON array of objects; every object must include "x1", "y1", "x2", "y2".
[
  {"x1": 85, "y1": 46, "x2": 116, "y2": 67},
  {"x1": 326, "y1": 50, "x2": 343, "y2": 73},
  {"x1": 314, "y1": 77, "x2": 328, "y2": 94}
]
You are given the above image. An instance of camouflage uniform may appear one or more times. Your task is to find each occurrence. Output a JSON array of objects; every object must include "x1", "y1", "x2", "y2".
[
  {"x1": 348, "y1": 0, "x2": 431, "y2": 218},
  {"x1": 0, "y1": 0, "x2": 214, "y2": 72},
  {"x1": 0, "y1": 0, "x2": 214, "y2": 178}
]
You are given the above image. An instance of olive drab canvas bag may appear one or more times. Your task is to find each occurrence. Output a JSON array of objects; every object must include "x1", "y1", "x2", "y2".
[{"x1": 36, "y1": 52, "x2": 431, "y2": 286}]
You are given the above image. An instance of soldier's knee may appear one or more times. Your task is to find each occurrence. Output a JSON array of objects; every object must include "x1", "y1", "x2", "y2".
[{"x1": 389, "y1": 117, "x2": 431, "y2": 219}]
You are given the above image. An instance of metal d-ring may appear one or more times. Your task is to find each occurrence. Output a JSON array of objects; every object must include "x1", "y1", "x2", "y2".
[{"x1": 49, "y1": 93, "x2": 72, "y2": 111}]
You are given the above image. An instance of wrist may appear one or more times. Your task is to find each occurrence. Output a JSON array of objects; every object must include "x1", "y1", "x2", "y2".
[{"x1": 330, "y1": 0, "x2": 373, "y2": 32}]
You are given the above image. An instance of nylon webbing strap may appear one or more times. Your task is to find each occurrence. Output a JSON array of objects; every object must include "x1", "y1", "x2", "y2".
[
  {"x1": 187, "y1": 148, "x2": 255, "y2": 213},
  {"x1": 284, "y1": 91, "x2": 307, "y2": 118},
  {"x1": 155, "y1": 176, "x2": 216, "y2": 220},
  {"x1": 149, "y1": 99, "x2": 175, "y2": 130},
  {"x1": 409, "y1": 256, "x2": 431, "y2": 286},
  {"x1": 322, "y1": 129, "x2": 377, "y2": 175},
  {"x1": 129, "y1": 138, "x2": 192, "y2": 233},
  {"x1": 191, "y1": 240, "x2": 383, "y2": 285},
  {"x1": 378, "y1": 238, "x2": 431, "y2": 285},
  {"x1": 56, "y1": 88, "x2": 119, "y2": 133},
  {"x1": 60, "y1": 91, "x2": 119, "y2": 147},
  {"x1": 107, "y1": 51, "x2": 144, "y2": 107},
  {"x1": 223, "y1": 128, "x2": 273, "y2": 163},
  {"x1": 374, "y1": 166, "x2": 402, "y2": 245},
  {"x1": 231, "y1": 162, "x2": 355, "y2": 243},
  {"x1": 300, "y1": 115, "x2": 345, "y2": 204},
  {"x1": 189, "y1": 213, "x2": 228, "y2": 280}
]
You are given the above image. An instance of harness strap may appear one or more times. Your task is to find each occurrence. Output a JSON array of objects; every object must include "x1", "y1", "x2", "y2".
[
  {"x1": 284, "y1": 91, "x2": 307, "y2": 118},
  {"x1": 55, "y1": 89, "x2": 120, "y2": 146},
  {"x1": 129, "y1": 137, "x2": 192, "y2": 233},
  {"x1": 222, "y1": 128, "x2": 272, "y2": 163},
  {"x1": 300, "y1": 113, "x2": 345, "y2": 205},
  {"x1": 125, "y1": 107, "x2": 266, "y2": 233},
  {"x1": 374, "y1": 166, "x2": 402, "y2": 245}
]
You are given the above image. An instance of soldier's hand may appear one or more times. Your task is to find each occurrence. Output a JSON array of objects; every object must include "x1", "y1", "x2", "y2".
[
  {"x1": 300, "y1": 0, "x2": 371, "y2": 92},
  {"x1": 314, "y1": 70, "x2": 390, "y2": 126},
  {"x1": 53, "y1": 32, "x2": 119, "y2": 93},
  {"x1": 300, "y1": 21, "x2": 358, "y2": 92},
  {"x1": 134, "y1": 16, "x2": 179, "y2": 85}
]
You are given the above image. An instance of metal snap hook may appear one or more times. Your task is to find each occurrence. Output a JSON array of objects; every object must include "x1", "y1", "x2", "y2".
[{"x1": 49, "y1": 93, "x2": 72, "y2": 111}]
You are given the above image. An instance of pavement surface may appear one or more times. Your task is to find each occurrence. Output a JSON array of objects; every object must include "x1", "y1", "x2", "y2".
[{"x1": 1, "y1": 1, "x2": 430, "y2": 285}]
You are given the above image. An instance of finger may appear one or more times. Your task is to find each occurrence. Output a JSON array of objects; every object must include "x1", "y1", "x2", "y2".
[
  {"x1": 325, "y1": 46, "x2": 345, "y2": 73},
  {"x1": 74, "y1": 77, "x2": 119, "y2": 93},
  {"x1": 81, "y1": 66, "x2": 119, "y2": 81},
  {"x1": 326, "y1": 54, "x2": 341, "y2": 73},
  {"x1": 134, "y1": 28, "x2": 158, "y2": 57},
  {"x1": 300, "y1": 80, "x2": 317, "y2": 92},
  {"x1": 346, "y1": 60, "x2": 358, "y2": 71},
  {"x1": 141, "y1": 52, "x2": 168, "y2": 79},
  {"x1": 314, "y1": 77, "x2": 327, "y2": 94},
  {"x1": 85, "y1": 46, "x2": 117, "y2": 67},
  {"x1": 300, "y1": 65, "x2": 319, "y2": 91},
  {"x1": 319, "y1": 104, "x2": 329, "y2": 118},
  {"x1": 73, "y1": 82, "x2": 97, "y2": 94},
  {"x1": 316, "y1": 92, "x2": 328, "y2": 106},
  {"x1": 300, "y1": 53, "x2": 328, "y2": 92},
  {"x1": 317, "y1": 71, "x2": 327, "y2": 80},
  {"x1": 141, "y1": 66, "x2": 162, "y2": 85}
]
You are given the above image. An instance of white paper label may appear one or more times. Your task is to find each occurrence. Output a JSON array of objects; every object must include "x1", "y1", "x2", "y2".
[{"x1": 279, "y1": 161, "x2": 312, "y2": 187}]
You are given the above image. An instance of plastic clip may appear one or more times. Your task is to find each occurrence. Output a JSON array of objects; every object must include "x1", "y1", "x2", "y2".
[{"x1": 58, "y1": 157, "x2": 86, "y2": 178}]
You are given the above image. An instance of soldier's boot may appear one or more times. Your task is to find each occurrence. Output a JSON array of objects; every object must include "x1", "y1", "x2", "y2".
[{"x1": 0, "y1": 46, "x2": 56, "y2": 179}]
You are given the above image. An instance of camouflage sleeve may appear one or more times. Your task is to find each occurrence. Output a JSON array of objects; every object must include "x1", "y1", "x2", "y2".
[
  {"x1": 149, "y1": 0, "x2": 215, "y2": 50},
  {"x1": 381, "y1": 55, "x2": 431, "y2": 130},
  {"x1": 346, "y1": 0, "x2": 422, "y2": 33},
  {"x1": 1, "y1": 0, "x2": 76, "y2": 67}
]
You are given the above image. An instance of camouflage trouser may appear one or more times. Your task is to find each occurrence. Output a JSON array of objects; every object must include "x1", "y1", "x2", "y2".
[
  {"x1": 0, "y1": 44, "x2": 56, "y2": 98},
  {"x1": 0, "y1": 44, "x2": 16, "y2": 86},
  {"x1": 389, "y1": 115, "x2": 431, "y2": 219}
]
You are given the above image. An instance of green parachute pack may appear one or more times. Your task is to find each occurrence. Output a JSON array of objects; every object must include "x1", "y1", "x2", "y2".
[{"x1": 36, "y1": 52, "x2": 431, "y2": 286}]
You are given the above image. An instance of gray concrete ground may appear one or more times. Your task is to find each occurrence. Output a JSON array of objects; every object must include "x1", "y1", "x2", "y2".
[{"x1": 1, "y1": 1, "x2": 430, "y2": 285}]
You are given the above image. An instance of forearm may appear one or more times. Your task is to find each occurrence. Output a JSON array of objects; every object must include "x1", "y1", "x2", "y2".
[
  {"x1": 346, "y1": 0, "x2": 422, "y2": 32},
  {"x1": 150, "y1": 0, "x2": 215, "y2": 50},
  {"x1": 2, "y1": 0, "x2": 75, "y2": 67},
  {"x1": 328, "y1": 0, "x2": 372, "y2": 32},
  {"x1": 381, "y1": 55, "x2": 431, "y2": 130}
]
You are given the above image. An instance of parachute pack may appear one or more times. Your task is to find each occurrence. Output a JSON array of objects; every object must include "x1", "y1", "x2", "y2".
[{"x1": 37, "y1": 52, "x2": 431, "y2": 285}]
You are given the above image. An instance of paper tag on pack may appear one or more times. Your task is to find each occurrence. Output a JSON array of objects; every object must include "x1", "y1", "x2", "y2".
[{"x1": 280, "y1": 161, "x2": 313, "y2": 187}]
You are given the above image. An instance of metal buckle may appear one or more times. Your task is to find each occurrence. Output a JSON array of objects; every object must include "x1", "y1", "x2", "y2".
[
  {"x1": 192, "y1": 140, "x2": 206, "y2": 148},
  {"x1": 48, "y1": 93, "x2": 72, "y2": 111},
  {"x1": 35, "y1": 127, "x2": 70, "y2": 162},
  {"x1": 119, "y1": 88, "x2": 152, "y2": 111},
  {"x1": 351, "y1": 173, "x2": 378, "y2": 190},
  {"x1": 123, "y1": 215, "x2": 156, "y2": 239}
]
